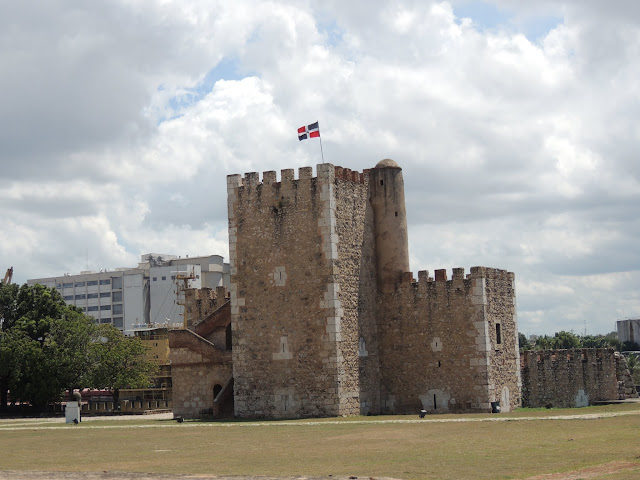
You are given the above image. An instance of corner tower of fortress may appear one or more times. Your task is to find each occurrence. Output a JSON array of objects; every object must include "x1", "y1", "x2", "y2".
[
  {"x1": 369, "y1": 159, "x2": 410, "y2": 293},
  {"x1": 227, "y1": 164, "x2": 376, "y2": 418},
  {"x1": 227, "y1": 160, "x2": 520, "y2": 418}
]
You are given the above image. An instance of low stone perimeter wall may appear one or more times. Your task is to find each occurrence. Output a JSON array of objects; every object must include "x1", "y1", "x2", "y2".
[{"x1": 521, "y1": 348, "x2": 638, "y2": 408}]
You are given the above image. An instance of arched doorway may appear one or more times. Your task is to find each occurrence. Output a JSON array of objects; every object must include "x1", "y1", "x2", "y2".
[{"x1": 213, "y1": 384, "x2": 222, "y2": 401}]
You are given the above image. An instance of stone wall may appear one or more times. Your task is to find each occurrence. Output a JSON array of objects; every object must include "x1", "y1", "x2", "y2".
[
  {"x1": 334, "y1": 175, "x2": 381, "y2": 415},
  {"x1": 520, "y1": 348, "x2": 638, "y2": 408},
  {"x1": 333, "y1": 171, "x2": 378, "y2": 416},
  {"x1": 168, "y1": 329, "x2": 232, "y2": 418},
  {"x1": 193, "y1": 301, "x2": 231, "y2": 349},
  {"x1": 377, "y1": 267, "x2": 519, "y2": 414},
  {"x1": 184, "y1": 285, "x2": 228, "y2": 330},
  {"x1": 225, "y1": 162, "x2": 520, "y2": 418},
  {"x1": 228, "y1": 166, "x2": 367, "y2": 418},
  {"x1": 484, "y1": 268, "x2": 521, "y2": 412},
  {"x1": 615, "y1": 352, "x2": 638, "y2": 399}
]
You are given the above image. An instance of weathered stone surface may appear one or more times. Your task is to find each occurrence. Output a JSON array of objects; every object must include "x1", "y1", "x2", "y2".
[
  {"x1": 169, "y1": 296, "x2": 233, "y2": 419},
  {"x1": 520, "y1": 348, "x2": 638, "y2": 408},
  {"x1": 226, "y1": 162, "x2": 520, "y2": 418}
]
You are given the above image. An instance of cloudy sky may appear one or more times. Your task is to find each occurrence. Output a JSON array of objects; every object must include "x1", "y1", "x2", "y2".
[{"x1": 1, "y1": 0, "x2": 638, "y2": 336}]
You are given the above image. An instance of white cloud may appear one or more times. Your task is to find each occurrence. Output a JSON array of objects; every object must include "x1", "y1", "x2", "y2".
[{"x1": 0, "y1": 0, "x2": 639, "y2": 335}]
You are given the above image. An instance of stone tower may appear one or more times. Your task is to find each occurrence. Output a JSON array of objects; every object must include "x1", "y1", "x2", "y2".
[
  {"x1": 368, "y1": 159, "x2": 410, "y2": 293},
  {"x1": 226, "y1": 164, "x2": 373, "y2": 418},
  {"x1": 227, "y1": 160, "x2": 521, "y2": 419}
]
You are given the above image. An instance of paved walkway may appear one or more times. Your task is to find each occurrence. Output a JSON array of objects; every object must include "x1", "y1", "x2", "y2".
[{"x1": 2, "y1": 409, "x2": 640, "y2": 432}]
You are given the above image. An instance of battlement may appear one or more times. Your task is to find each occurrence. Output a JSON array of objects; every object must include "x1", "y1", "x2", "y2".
[
  {"x1": 520, "y1": 348, "x2": 625, "y2": 408},
  {"x1": 334, "y1": 166, "x2": 367, "y2": 184},
  {"x1": 399, "y1": 266, "x2": 515, "y2": 287},
  {"x1": 227, "y1": 164, "x2": 366, "y2": 190},
  {"x1": 522, "y1": 348, "x2": 614, "y2": 366}
]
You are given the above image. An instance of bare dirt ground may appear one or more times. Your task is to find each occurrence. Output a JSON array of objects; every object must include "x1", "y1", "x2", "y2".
[
  {"x1": 519, "y1": 460, "x2": 640, "y2": 480},
  {"x1": 0, "y1": 473, "x2": 399, "y2": 480}
]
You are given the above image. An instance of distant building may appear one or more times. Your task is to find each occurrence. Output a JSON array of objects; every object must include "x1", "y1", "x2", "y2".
[
  {"x1": 27, "y1": 253, "x2": 229, "y2": 334},
  {"x1": 617, "y1": 318, "x2": 640, "y2": 346},
  {"x1": 119, "y1": 325, "x2": 174, "y2": 409}
]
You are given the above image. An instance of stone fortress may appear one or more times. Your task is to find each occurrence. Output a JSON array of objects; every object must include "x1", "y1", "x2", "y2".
[{"x1": 170, "y1": 159, "x2": 521, "y2": 419}]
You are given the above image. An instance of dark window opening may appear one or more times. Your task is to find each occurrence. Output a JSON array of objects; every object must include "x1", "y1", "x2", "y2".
[
  {"x1": 225, "y1": 323, "x2": 232, "y2": 350},
  {"x1": 213, "y1": 384, "x2": 222, "y2": 401},
  {"x1": 395, "y1": 211, "x2": 398, "y2": 216},
  {"x1": 438, "y1": 360, "x2": 441, "y2": 367},
  {"x1": 380, "y1": 179, "x2": 383, "y2": 185},
  {"x1": 496, "y1": 323, "x2": 502, "y2": 345},
  {"x1": 433, "y1": 394, "x2": 437, "y2": 410}
]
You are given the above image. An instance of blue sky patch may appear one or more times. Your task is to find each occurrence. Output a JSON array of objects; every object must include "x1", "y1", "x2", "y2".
[
  {"x1": 453, "y1": 0, "x2": 562, "y2": 42},
  {"x1": 454, "y1": 0, "x2": 511, "y2": 30},
  {"x1": 159, "y1": 57, "x2": 254, "y2": 123},
  {"x1": 318, "y1": 18, "x2": 344, "y2": 47}
]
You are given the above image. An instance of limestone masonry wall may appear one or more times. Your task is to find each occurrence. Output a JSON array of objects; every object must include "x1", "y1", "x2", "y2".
[
  {"x1": 226, "y1": 162, "x2": 521, "y2": 418},
  {"x1": 228, "y1": 165, "x2": 359, "y2": 418},
  {"x1": 377, "y1": 267, "x2": 519, "y2": 413},
  {"x1": 520, "y1": 349, "x2": 637, "y2": 408},
  {"x1": 484, "y1": 268, "x2": 521, "y2": 412},
  {"x1": 169, "y1": 329, "x2": 232, "y2": 418},
  {"x1": 334, "y1": 173, "x2": 378, "y2": 416},
  {"x1": 184, "y1": 286, "x2": 228, "y2": 331},
  {"x1": 169, "y1": 159, "x2": 628, "y2": 419}
]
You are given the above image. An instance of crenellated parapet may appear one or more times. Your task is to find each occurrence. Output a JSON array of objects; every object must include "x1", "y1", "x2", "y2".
[
  {"x1": 225, "y1": 159, "x2": 522, "y2": 419},
  {"x1": 227, "y1": 163, "x2": 372, "y2": 419},
  {"x1": 183, "y1": 285, "x2": 229, "y2": 331},
  {"x1": 227, "y1": 164, "x2": 366, "y2": 191},
  {"x1": 377, "y1": 264, "x2": 520, "y2": 414},
  {"x1": 520, "y1": 348, "x2": 633, "y2": 407},
  {"x1": 396, "y1": 266, "x2": 515, "y2": 299}
]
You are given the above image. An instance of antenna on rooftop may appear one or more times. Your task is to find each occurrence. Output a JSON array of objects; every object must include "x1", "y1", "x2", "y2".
[{"x1": 584, "y1": 318, "x2": 587, "y2": 337}]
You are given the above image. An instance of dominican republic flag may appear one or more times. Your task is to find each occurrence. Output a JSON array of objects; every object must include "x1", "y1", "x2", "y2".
[{"x1": 298, "y1": 121, "x2": 320, "y2": 141}]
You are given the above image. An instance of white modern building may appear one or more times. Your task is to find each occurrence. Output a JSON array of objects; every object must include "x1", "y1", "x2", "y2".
[
  {"x1": 617, "y1": 318, "x2": 640, "y2": 346},
  {"x1": 28, "y1": 253, "x2": 229, "y2": 335}
]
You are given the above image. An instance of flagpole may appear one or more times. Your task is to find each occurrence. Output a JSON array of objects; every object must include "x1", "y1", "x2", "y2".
[{"x1": 319, "y1": 133, "x2": 325, "y2": 164}]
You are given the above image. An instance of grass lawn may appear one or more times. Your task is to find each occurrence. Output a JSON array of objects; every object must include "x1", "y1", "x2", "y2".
[{"x1": 1, "y1": 404, "x2": 640, "y2": 480}]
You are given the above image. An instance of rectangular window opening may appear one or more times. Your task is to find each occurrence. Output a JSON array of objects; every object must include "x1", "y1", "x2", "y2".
[{"x1": 496, "y1": 323, "x2": 502, "y2": 345}]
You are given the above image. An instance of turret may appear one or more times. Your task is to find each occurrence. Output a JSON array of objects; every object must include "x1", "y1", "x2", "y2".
[{"x1": 369, "y1": 159, "x2": 410, "y2": 292}]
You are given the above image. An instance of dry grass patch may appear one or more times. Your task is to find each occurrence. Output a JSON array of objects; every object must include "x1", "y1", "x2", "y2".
[{"x1": 1, "y1": 405, "x2": 640, "y2": 480}]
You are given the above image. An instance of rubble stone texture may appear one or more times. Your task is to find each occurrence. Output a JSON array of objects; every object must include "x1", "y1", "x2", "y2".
[
  {"x1": 227, "y1": 161, "x2": 521, "y2": 418},
  {"x1": 520, "y1": 349, "x2": 639, "y2": 408},
  {"x1": 169, "y1": 286, "x2": 233, "y2": 418}
]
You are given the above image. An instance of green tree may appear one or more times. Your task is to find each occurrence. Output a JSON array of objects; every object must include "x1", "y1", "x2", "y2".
[
  {"x1": 551, "y1": 331, "x2": 581, "y2": 349},
  {"x1": 534, "y1": 335, "x2": 553, "y2": 350},
  {"x1": 626, "y1": 354, "x2": 640, "y2": 384},
  {"x1": 1, "y1": 282, "x2": 161, "y2": 412},
  {"x1": 518, "y1": 332, "x2": 531, "y2": 352},
  {"x1": 87, "y1": 324, "x2": 158, "y2": 408},
  {"x1": 0, "y1": 283, "x2": 98, "y2": 410}
]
